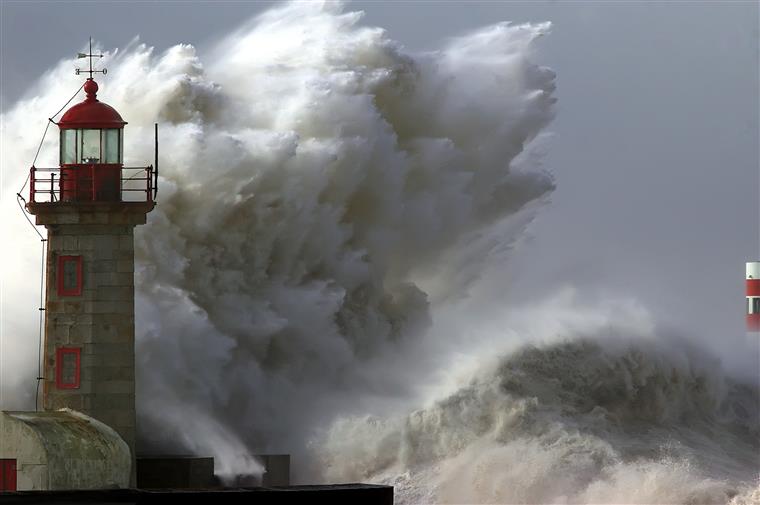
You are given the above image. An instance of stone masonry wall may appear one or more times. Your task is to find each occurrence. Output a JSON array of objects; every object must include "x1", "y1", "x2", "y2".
[{"x1": 42, "y1": 222, "x2": 137, "y2": 481}]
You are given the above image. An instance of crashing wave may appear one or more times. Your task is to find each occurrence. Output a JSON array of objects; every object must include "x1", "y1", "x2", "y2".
[{"x1": 318, "y1": 337, "x2": 760, "y2": 503}]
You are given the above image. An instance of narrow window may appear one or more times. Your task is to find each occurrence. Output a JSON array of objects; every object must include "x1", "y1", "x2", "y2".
[
  {"x1": 56, "y1": 347, "x2": 81, "y2": 389},
  {"x1": 753, "y1": 298, "x2": 760, "y2": 315},
  {"x1": 57, "y1": 255, "x2": 83, "y2": 296}
]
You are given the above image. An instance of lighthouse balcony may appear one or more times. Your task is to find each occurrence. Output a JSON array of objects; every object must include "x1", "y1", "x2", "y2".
[
  {"x1": 28, "y1": 165, "x2": 155, "y2": 205},
  {"x1": 26, "y1": 166, "x2": 155, "y2": 224}
]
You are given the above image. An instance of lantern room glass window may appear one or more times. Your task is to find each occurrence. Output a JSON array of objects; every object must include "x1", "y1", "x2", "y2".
[
  {"x1": 103, "y1": 129, "x2": 120, "y2": 163},
  {"x1": 59, "y1": 128, "x2": 122, "y2": 165},
  {"x1": 60, "y1": 130, "x2": 77, "y2": 164},
  {"x1": 81, "y1": 129, "x2": 100, "y2": 162}
]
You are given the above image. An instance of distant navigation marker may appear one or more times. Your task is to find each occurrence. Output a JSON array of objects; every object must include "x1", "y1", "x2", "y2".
[{"x1": 746, "y1": 261, "x2": 760, "y2": 332}]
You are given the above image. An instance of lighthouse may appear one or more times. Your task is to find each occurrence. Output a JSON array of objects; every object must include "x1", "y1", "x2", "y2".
[
  {"x1": 0, "y1": 43, "x2": 156, "y2": 490},
  {"x1": 747, "y1": 261, "x2": 760, "y2": 332}
]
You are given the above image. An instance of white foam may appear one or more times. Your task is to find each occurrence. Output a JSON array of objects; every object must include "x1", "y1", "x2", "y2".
[{"x1": 1, "y1": 1, "x2": 555, "y2": 481}]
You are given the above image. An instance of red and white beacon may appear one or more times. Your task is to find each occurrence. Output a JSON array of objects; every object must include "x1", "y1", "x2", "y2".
[{"x1": 746, "y1": 261, "x2": 760, "y2": 332}]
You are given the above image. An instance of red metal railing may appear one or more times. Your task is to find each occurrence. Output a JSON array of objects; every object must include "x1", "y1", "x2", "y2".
[{"x1": 29, "y1": 165, "x2": 154, "y2": 204}]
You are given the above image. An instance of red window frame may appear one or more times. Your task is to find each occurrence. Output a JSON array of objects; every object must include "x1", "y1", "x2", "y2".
[
  {"x1": 57, "y1": 255, "x2": 83, "y2": 296},
  {"x1": 56, "y1": 347, "x2": 81, "y2": 389}
]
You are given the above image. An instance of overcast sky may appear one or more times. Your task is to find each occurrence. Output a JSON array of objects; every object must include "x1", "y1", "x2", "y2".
[{"x1": 1, "y1": 1, "x2": 758, "y2": 374}]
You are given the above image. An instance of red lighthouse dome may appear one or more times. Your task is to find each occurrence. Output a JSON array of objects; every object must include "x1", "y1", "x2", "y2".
[{"x1": 59, "y1": 79, "x2": 126, "y2": 129}]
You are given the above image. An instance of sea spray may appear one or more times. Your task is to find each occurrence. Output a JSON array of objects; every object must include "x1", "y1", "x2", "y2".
[{"x1": 1, "y1": 0, "x2": 556, "y2": 481}]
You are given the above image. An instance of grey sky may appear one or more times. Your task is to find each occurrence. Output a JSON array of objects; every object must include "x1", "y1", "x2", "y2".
[{"x1": 1, "y1": 1, "x2": 758, "y2": 375}]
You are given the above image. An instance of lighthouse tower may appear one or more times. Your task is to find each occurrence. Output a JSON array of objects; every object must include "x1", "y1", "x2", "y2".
[{"x1": 24, "y1": 49, "x2": 155, "y2": 483}]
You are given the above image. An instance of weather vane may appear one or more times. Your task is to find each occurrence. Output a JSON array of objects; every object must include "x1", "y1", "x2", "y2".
[{"x1": 76, "y1": 37, "x2": 107, "y2": 78}]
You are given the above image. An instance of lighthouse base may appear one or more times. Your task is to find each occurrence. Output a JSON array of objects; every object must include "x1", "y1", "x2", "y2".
[
  {"x1": 0, "y1": 409, "x2": 130, "y2": 490},
  {"x1": 1, "y1": 483, "x2": 393, "y2": 504}
]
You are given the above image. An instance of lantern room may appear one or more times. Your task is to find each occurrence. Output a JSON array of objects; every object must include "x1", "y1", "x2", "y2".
[
  {"x1": 27, "y1": 73, "x2": 155, "y2": 206},
  {"x1": 59, "y1": 79, "x2": 125, "y2": 164},
  {"x1": 57, "y1": 78, "x2": 125, "y2": 201}
]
